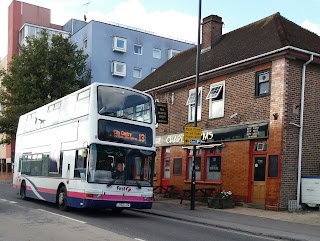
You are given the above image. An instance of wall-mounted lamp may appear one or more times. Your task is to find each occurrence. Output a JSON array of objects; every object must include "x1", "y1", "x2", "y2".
[
  {"x1": 273, "y1": 113, "x2": 279, "y2": 120},
  {"x1": 230, "y1": 112, "x2": 241, "y2": 123}
]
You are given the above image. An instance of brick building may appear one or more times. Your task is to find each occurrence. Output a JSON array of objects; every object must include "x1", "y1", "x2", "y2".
[{"x1": 134, "y1": 13, "x2": 320, "y2": 210}]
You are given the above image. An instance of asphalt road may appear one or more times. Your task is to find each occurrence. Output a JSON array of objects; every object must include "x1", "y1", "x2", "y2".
[{"x1": 0, "y1": 182, "x2": 282, "y2": 241}]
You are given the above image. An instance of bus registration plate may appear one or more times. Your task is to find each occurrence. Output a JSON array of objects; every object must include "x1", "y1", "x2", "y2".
[{"x1": 116, "y1": 203, "x2": 131, "y2": 208}]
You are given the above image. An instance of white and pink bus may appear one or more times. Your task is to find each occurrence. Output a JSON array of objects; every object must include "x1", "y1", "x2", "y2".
[{"x1": 13, "y1": 83, "x2": 156, "y2": 212}]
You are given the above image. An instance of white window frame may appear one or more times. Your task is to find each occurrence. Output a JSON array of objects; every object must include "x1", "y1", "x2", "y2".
[
  {"x1": 186, "y1": 87, "x2": 202, "y2": 122},
  {"x1": 133, "y1": 67, "x2": 142, "y2": 79},
  {"x1": 207, "y1": 81, "x2": 225, "y2": 119},
  {"x1": 168, "y1": 49, "x2": 180, "y2": 59},
  {"x1": 111, "y1": 61, "x2": 126, "y2": 77},
  {"x1": 153, "y1": 48, "x2": 161, "y2": 59},
  {"x1": 113, "y1": 36, "x2": 127, "y2": 52},
  {"x1": 134, "y1": 44, "x2": 143, "y2": 55},
  {"x1": 83, "y1": 38, "x2": 88, "y2": 49}
]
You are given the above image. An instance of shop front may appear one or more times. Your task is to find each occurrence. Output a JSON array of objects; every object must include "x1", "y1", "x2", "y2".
[{"x1": 154, "y1": 121, "x2": 275, "y2": 206}]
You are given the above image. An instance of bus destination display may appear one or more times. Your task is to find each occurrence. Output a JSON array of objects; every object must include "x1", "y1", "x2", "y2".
[
  {"x1": 113, "y1": 129, "x2": 145, "y2": 144},
  {"x1": 98, "y1": 119, "x2": 153, "y2": 147}
]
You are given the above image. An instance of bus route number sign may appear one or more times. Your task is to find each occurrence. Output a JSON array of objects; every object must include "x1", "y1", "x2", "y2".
[{"x1": 184, "y1": 126, "x2": 201, "y2": 146}]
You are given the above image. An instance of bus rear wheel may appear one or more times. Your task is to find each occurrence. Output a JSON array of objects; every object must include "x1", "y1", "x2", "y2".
[
  {"x1": 20, "y1": 182, "x2": 28, "y2": 200},
  {"x1": 57, "y1": 186, "x2": 68, "y2": 211}
]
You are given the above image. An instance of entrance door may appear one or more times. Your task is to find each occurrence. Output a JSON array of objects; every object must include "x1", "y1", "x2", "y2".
[
  {"x1": 251, "y1": 156, "x2": 266, "y2": 204},
  {"x1": 161, "y1": 147, "x2": 170, "y2": 187}
]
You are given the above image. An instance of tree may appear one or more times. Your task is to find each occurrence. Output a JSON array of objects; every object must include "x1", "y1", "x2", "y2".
[{"x1": 0, "y1": 31, "x2": 91, "y2": 144}]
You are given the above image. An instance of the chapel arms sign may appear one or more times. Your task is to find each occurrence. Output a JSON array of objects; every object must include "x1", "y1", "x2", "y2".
[{"x1": 156, "y1": 123, "x2": 268, "y2": 146}]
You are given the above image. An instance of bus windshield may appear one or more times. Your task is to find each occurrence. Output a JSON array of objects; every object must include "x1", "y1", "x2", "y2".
[
  {"x1": 88, "y1": 144, "x2": 154, "y2": 187},
  {"x1": 97, "y1": 86, "x2": 152, "y2": 124}
]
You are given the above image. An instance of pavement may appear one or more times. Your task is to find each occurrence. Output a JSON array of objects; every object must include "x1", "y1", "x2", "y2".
[{"x1": 135, "y1": 194, "x2": 320, "y2": 241}]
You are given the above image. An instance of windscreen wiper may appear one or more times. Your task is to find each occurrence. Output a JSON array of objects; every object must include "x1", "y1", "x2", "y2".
[
  {"x1": 135, "y1": 180, "x2": 142, "y2": 189},
  {"x1": 107, "y1": 172, "x2": 122, "y2": 186}
]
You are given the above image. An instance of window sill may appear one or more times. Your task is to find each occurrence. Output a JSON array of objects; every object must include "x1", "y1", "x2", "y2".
[{"x1": 254, "y1": 93, "x2": 270, "y2": 98}]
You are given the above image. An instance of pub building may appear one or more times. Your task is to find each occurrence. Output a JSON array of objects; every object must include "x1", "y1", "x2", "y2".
[{"x1": 134, "y1": 13, "x2": 320, "y2": 210}]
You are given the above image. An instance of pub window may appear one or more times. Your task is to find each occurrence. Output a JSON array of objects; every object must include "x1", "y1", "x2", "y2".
[
  {"x1": 268, "y1": 155, "x2": 279, "y2": 178},
  {"x1": 254, "y1": 141, "x2": 267, "y2": 152},
  {"x1": 173, "y1": 158, "x2": 182, "y2": 175},
  {"x1": 205, "y1": 147, "x2": 222, "y2": 181},
  {"x1": 206, "y1": 81, "x2": 225, "y2": 119},
  {"x1": 187, "y1": 149, "x2": 201, "y2": 180},
  {"x1": 163, "y1": 147, "x2": 170, "y2": 179},
  {"x1": 255, "y1": 70, "x2": 270, "y2": 96},
  {"x1": 186, "y1": 87, "x2": 202, "y2": 122}
]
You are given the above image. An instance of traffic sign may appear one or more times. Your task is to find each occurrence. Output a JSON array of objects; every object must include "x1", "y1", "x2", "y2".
[{"x1": 184, "y1": 126, "x2": 201, "y2": 145}]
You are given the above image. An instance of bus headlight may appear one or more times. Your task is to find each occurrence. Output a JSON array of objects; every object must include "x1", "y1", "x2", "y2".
[
  {"x1": 143, "y1": 196, "x2": 153, "y2": 201},
  {"x1": 86, "y1": 194, "x2": 102, "y2": 198}
]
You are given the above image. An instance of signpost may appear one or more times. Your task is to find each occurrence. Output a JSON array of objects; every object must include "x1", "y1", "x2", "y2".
[
  {"x1": 184, "y1": 126, "x2": 202, "y2": 146},
  {"x1": 190, "y1": 0, "x2": 202, "y2": 211}
]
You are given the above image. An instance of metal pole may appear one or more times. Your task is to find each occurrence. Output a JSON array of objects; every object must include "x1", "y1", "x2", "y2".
[{"x1": 191, "y1": 0, "x2": 202, "y2": 210}]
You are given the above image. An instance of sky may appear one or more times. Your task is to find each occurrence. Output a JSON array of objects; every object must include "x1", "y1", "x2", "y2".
[{"x1": 1, "y1": 0, "x2": 320, "y2": 59}]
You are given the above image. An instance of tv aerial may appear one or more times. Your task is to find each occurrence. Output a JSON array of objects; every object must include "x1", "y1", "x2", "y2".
[{"x1": 82, "y1": 1, "x2": 90, "y2": 22}]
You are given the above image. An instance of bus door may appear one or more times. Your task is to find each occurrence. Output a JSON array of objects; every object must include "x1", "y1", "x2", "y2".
[
  {"x1": 62, "y1": 150, "x2": 77, "y2": 189},
  {"x1": 62, "y1": 149, "x2": 88, "y2": 189}
]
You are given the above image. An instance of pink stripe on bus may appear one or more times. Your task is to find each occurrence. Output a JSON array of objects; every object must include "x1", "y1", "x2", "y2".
[
  {"x1": 67, "y1": 191, "x2": 150, "y2": 202},
  {"x1": 37, "y1": 187, "x2": 56, "y2": 194}
]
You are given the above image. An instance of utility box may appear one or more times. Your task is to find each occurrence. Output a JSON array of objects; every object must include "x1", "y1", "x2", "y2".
[{"x1": 301, "y1": 176, "x2": 320, "y2": 208}]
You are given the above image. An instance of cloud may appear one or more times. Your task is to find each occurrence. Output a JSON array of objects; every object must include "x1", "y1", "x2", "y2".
[
  {"x1": 88, "y1": 0, "x2": 197, "y2": 43},
  {"x1": 0, "y1": 0, "x2": 198, "y2": 58},
  {"x1": 301, "y1": 19, "x2": 320, "y2": 36}
]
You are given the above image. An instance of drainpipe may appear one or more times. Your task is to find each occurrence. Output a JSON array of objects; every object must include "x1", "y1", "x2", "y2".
[{"x1": 297, "y1": 54, "x2": 313, "y2": 208}]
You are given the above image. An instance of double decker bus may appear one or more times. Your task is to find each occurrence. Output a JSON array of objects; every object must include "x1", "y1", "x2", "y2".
[{"x1": 13, "y1": 83, "x2": 156, "y2": 212}]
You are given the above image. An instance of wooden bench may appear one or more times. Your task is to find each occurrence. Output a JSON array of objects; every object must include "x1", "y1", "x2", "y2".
[
  {"x1": 153, "y1": 185, "x2": 174, "y2": 198},
  {"x1": 180, "y1": 187, "x2": 216, "y2": 204}
]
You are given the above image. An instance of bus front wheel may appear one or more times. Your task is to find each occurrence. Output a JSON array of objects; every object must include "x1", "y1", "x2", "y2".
[
  {"x1": 57, "y1": 186, "x2": 68, "y2": 211},
  {"x1": 20, "y1": 182, "x2": 27, "y2": 200}
]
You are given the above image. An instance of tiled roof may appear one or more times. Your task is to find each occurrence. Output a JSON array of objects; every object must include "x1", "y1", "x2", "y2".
[{"x1": 134, "y1": 12, "x2": 320, "y2": 91}]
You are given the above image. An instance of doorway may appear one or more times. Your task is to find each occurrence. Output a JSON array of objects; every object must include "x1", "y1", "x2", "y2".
[
  {"x1": 251, "y1": 155, "x2": 266, "y2": 204},
  {"x1": 161, "y1": 147, "x2": 170, "y2": 187}
]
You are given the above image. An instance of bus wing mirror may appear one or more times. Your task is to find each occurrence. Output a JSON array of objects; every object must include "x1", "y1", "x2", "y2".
[{"x1": 81, "y1": 149, "x2": 88, "y2": 158}]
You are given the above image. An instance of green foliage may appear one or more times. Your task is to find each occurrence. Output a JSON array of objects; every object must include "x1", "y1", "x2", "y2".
[{"x1": 0, "y1": 30, "x2": 91, "y2": 144}]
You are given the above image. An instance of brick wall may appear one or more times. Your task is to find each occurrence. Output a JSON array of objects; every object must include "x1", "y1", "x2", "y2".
[
  {"x1": 266, "y1": 58, "x2": 288, "y2": 210},
  {"x1": 222, "y1": 140, "x2": 250, "y2": 202},
  {"x1": 156, "y1": 63, "x2": 271, "y2": 135},
  {"x1": 281, "y1": 59, "x2": 320, "y2": 209}
]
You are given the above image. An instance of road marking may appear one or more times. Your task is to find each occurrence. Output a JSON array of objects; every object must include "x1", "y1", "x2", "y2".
[
  {"x1": 37, "y1": 209, "x2": 87, "y2": 224},
  {"x1": 134, "y1": 239, "x2": 146, "y2": 241},
  {"x1": 0, "y1": 199, "x2": 8, "y2": 202},
  {"x1": 9, "y1": 201, "x2": 17, "y2": 204}
]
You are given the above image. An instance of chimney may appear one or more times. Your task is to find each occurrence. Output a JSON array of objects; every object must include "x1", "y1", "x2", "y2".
[{"x1": 201, "y1": 15, "x2": 223, "y2": 51}]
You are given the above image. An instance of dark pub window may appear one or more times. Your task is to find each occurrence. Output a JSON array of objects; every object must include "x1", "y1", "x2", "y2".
[
  {"x1": 268, "y1": 155, "x2": 279, "y2": 178},
  {"x1": 173, "y1": 158, "x2": 182, "y2": 175},
  {"x1": 255, "y1": 70, "x2": 270, "y2": 96}
]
